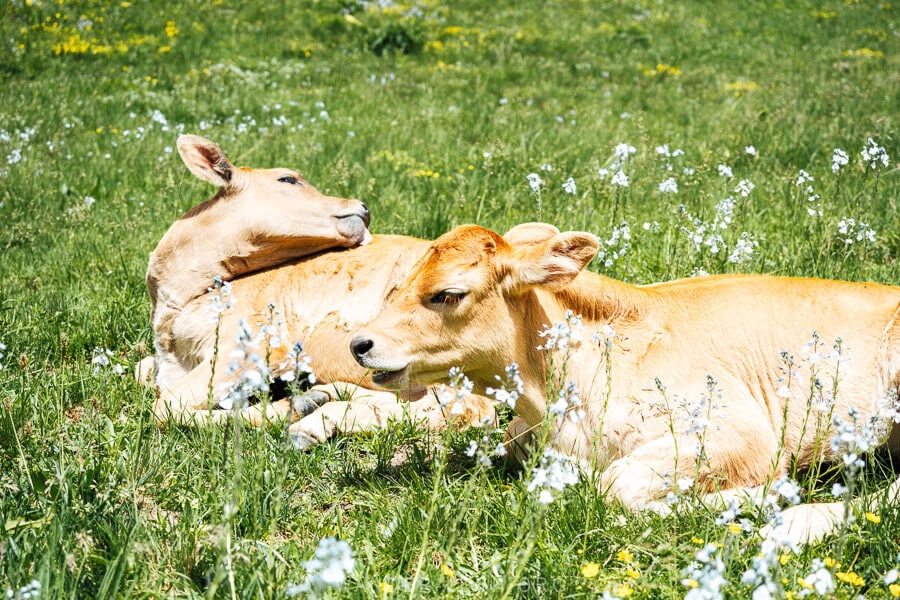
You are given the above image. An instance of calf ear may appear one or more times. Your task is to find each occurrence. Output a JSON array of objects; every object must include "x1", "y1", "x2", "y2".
[
  {"x1": 502, "y1": 231, "x2": 598, "y2": 294},
  {"x1": 176, "y1": 134, "x2": 234, "y2": 187},
  {"x1": 502, "y1": 222, "x2": 560, "y2": 247}
]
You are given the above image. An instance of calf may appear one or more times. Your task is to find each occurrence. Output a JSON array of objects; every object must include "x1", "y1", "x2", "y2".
[
  {"x1": 146, "y1": 138, "x2": 551, "y2": 445},
  {"x1": 350, "y1": 224, "x2": 900, "y2": 542}
]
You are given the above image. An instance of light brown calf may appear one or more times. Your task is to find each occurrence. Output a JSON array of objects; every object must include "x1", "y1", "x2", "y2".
[
  {"x1": 146, "y1": 137, "x2": 552, "y2": 445},
  {"x1": 350, "y1": 224, "x2": 900, "y2": 543}
]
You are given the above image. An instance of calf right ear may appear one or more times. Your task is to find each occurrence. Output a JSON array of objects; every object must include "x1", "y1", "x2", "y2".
[
  {"x1": 176, "y1": 134, "x2": 234, "y2": 187},
  {"x1": 502, "y1": 231, "x2": 599, "y2": 294}
]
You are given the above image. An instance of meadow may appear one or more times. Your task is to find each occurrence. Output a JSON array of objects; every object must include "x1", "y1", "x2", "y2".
[{"x1": 1, "y1": 0, "x2": 899, "y2": 597}]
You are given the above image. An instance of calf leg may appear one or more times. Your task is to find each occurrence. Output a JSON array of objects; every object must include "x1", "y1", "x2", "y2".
[{"x1": 288, "y1": 383, "x2": 495, "y2": 449}]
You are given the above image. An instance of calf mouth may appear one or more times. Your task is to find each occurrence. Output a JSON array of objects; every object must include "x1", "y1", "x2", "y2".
[
  {"x1": 335, "y1": 212, "x2": 372, "y2": 246},
  {"x1": 371, "y1": 365, "x2": 409, "y2": 388}
]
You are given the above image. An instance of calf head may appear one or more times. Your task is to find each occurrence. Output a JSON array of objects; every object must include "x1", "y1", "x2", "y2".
[
  {"x1": 176, "y1": 134, "x2": 371, "y2": 273},
  {"x1": 350, "y1": 224, "x2": 599, "y2": 390}
]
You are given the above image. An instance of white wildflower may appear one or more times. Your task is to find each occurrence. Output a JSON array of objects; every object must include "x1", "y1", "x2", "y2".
[
  {"x1": 526, "y1": 172, "x2": 543, "y2": 193},
  {"x1": 831, "y1": 148, "x2": 849, "y2": 173},
  {"x1": 681, "y1": 543, "x2": 727, "y2": 600},
  {"x1": 861, "y1": 137, "x2": 889, "y2": 169},
  {"x1": 437, "y1": 366, "x2": 474, "y2": 416},
  {"x1": 486, "y1": 363, "x2": 524, "y2": 410},
  {"x1": 597, "y1": 167, "x2": 609, "y2": 180},
  {"x1": 727, "y1": 232, "x2": 758, "y2": 264},
  {"x1": 613, "y1": 143, "x2": 636, "y2": 161},
  {"x1": 658, "y1": 177, "x2": 678, "y2": 194},
  {"x1": 610, "y1": 170, "x2": 629, "y2": 187},
  {"x1": 745, "y1": 145, "x2": 757, "y2": 156},
  {"x1": 563, "y1": 177, "x2": 577, "y2": 195},
  {"x1": 717, "y1": 164, "x2": 733, "y2": 178},
  {"x1": 795, "y1": 170, "x2": 813, "y2": 186},
  {"x1": 734, "y1": 179, "x2": 755, "y2": 197},
  {"x1": 799, "y1": 559, "x2": 835, "y2": 597},
  {"x1": 527, "y1": 448, "x2": 580, "y2": 504},
  {"x1": 537, "y1": 310, "x2": 583, "y2": 352},
  {"x1": 837, "y1": 217, "x2": 876, "y2": 245},
  {"x1": 287, "y1": 537, "x2": 355, "y2": 597}
]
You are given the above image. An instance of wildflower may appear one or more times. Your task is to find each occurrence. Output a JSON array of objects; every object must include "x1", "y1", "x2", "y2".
[
  {"x1": 486, "y1": 363, "x2": 524, "y2": 409},
  {"x1": 795, "y1": 170, "x2": 813, "y2": 186},
  {"x1": 549, "y1": 381, "x2": 585, "y2": 423},
  {"x1": 861, "y1": 137, "x2": 889, "y2": 169},
  {"x1": 527, "y1": 448, "x2": 580, "y2": 504},
  {"x1": 207, "y1": 276, "x2": 234, "y2": 322},
  {"x1": 287, "y1": 537, "x2": 355, "y2": 597},
  {"x1": 798, "y1": 559, "x2": 834, "y2": 597},
  {"x1": 614, "y1": 584, "x2": 634, "y2": 597},
  {"x1": 526, "y1": 172, "x2": 543, "y2": 193},
  {"x1": 717, "y1": 164, "x2": 733, "y2": 178},
  {"x1": 610, "y1": 170, "x2": 629, "y2": 187},
  {"x1": 581, "y1": 562, "x2": 600, "y2": 578},
  {"x1": 440, "y1": 563, "x2": 455, "y2": 578},
  {"x1": 91, "y1": 347, "x2": 124, "y2": 376},
  {"x1": 728, "y1": 232, "x2": 758, "y2": 264},
  {"x1": 835, "y1": 571, "x2": 864, "y2": 587},
  {"x1": 5, "y1": 580, "x2": 40, "y2": 600},
  {"x1": 886, "y1": 569, "x2": 898, "y2": 585},
  {"x1": 625, "y1": 566, "x2": 641, "y2": 579},
  {"x1": 563, "y1": 177, "x2": 577, "y2": 195},
  {"x1": 7, "y1": 148, "x2": 23, "y2": 165},
  {"x1": 658, "y1": 177, "x2": 678, "y2": 194},
  {"x1": 617, "y1": 549, "x2": 634, "y2": 563},
  {"x1": 831, "y1": 483, "x2": 848, "y2": 498},
  {"x1": 613, "y1": 143, "x2": 636, "y2": 162},
  {"x1": 596, "y1": 222, "x2": 632, "y2": 268},
  {"x1": 832, "y1": 148, "x2": 849, "y2": 173},
  {"x1": 681, "y1": 543, "x2": 726, "y2": 600},
  {"x1": 537, "y1": 310, "x2": 583, "y2": 352},
  {"x1": 437, "y1": 367, "x2": 474, "y2": 416},
  {"x1": 734, "y1": 179, "x2": 755, "y2": 197},
  {"x1": 865, "y1": 511, "x2": 881, "y2": 524},
  {"x1": 598, "y1": 168, "x2": 610, "y2": 180},
  {"x1": 745, "y1": 145, "x2": 757, "y2": 156},
  {"x1": 837, "y1": 217, "x2": 876, "y2": 245},
  {"x1": 220, "y1": 318, "x2": 270, "y2": 410},
  {"x1": 279, "y1": 341, "x2": 315, "y2": 385},
  {"x1": 379, "y1": 581, "x2": 393, "y2": 595}
]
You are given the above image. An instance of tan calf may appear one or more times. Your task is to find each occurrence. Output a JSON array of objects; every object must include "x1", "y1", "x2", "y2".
[
  {"x1": 350, "y1": 224, "x2": 900, "y2": 543},
  {"x1": 147, "y1": 137, "x2": 552, "y2": 446}
]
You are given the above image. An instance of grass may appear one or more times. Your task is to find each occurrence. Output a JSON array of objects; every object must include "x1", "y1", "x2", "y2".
[{"x1": 1, "y1": 0, "x2": 899, "y2": 597}]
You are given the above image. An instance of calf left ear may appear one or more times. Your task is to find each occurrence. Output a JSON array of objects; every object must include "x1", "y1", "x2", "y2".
[{"x1": 502, "y1": 231, "x2": 599, "y2": 294}]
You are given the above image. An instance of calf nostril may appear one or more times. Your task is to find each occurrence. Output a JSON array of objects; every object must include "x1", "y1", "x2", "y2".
[{"x1": 350, "y1": 337, "x2": 374, "y2": 359}]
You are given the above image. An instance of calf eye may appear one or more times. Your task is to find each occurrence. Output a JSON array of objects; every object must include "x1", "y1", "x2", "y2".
[
  {"x1": 278, "y1": 176, "x2": 303, "y2": 186},
  {"x1": 430, "y1": 290, "x2": 466, "y2": 306}
]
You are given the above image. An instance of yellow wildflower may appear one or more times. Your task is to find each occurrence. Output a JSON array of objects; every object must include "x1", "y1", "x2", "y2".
[
  {"x1": 158, "y1": 45, "x2": 171, "y2": 54},
  {"x1": 581, "y1": 562, "x2": 600, "y2": 578},
  {"x1": 165, "y1": 20, "x2": 179, "y2": 38},
  {"x1": 727, "y1": 523, "x2": 742, "y2": 534},
  {"x1": 379, "y1": 581, "x2": 393, "y2": 595},
  {"x1": 617, "y1": 549, "x2": 634, "y2": 563},
  {"x1": 691, "y1": 537, "x2": 704, "y2": 545},
  {"x1": 440, "y1": 563, "x2": 455, "y2": 578},
  {"x1": 865, "y1": 512, "x2": 881, "y2": 524},
  {"x1": 823, "y1": 557, "x2": 836, "y2": 568},
  {"x1": 889, "y1": 583, "x2": 900, "y2": 597},
  {"x1": 625, "y1": 566, "x2": 641, "y2": 579},
  {"x1": 843, "y1": 48, "x2": 884, "y2": 59},
  {"x1": 779, "y1": 553, "x2": 791, "y2": 566},
  {"x1": 615, "y1": 584, "x2": 634, "y2": 597},
  {"x1": 836, "y1": 571, "x2": 864, "y2": 586},
  {"x1": 684, "y1": 578, "x2": 699, "y2": 588}
]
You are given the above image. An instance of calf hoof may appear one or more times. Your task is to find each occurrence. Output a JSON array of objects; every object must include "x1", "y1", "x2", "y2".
[{"x1": 291, "y1": 390, "x2": 331, "y2": 418}]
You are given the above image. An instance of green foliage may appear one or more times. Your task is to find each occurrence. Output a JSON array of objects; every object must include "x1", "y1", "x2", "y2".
[{"x1": 1, "y1": 0, "x2": 899, "y2": 597}]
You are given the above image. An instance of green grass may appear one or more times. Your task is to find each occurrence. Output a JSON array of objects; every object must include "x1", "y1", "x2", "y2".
[{"x1": 1, "y1": 0, "x2": 899, "y2": 597}]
